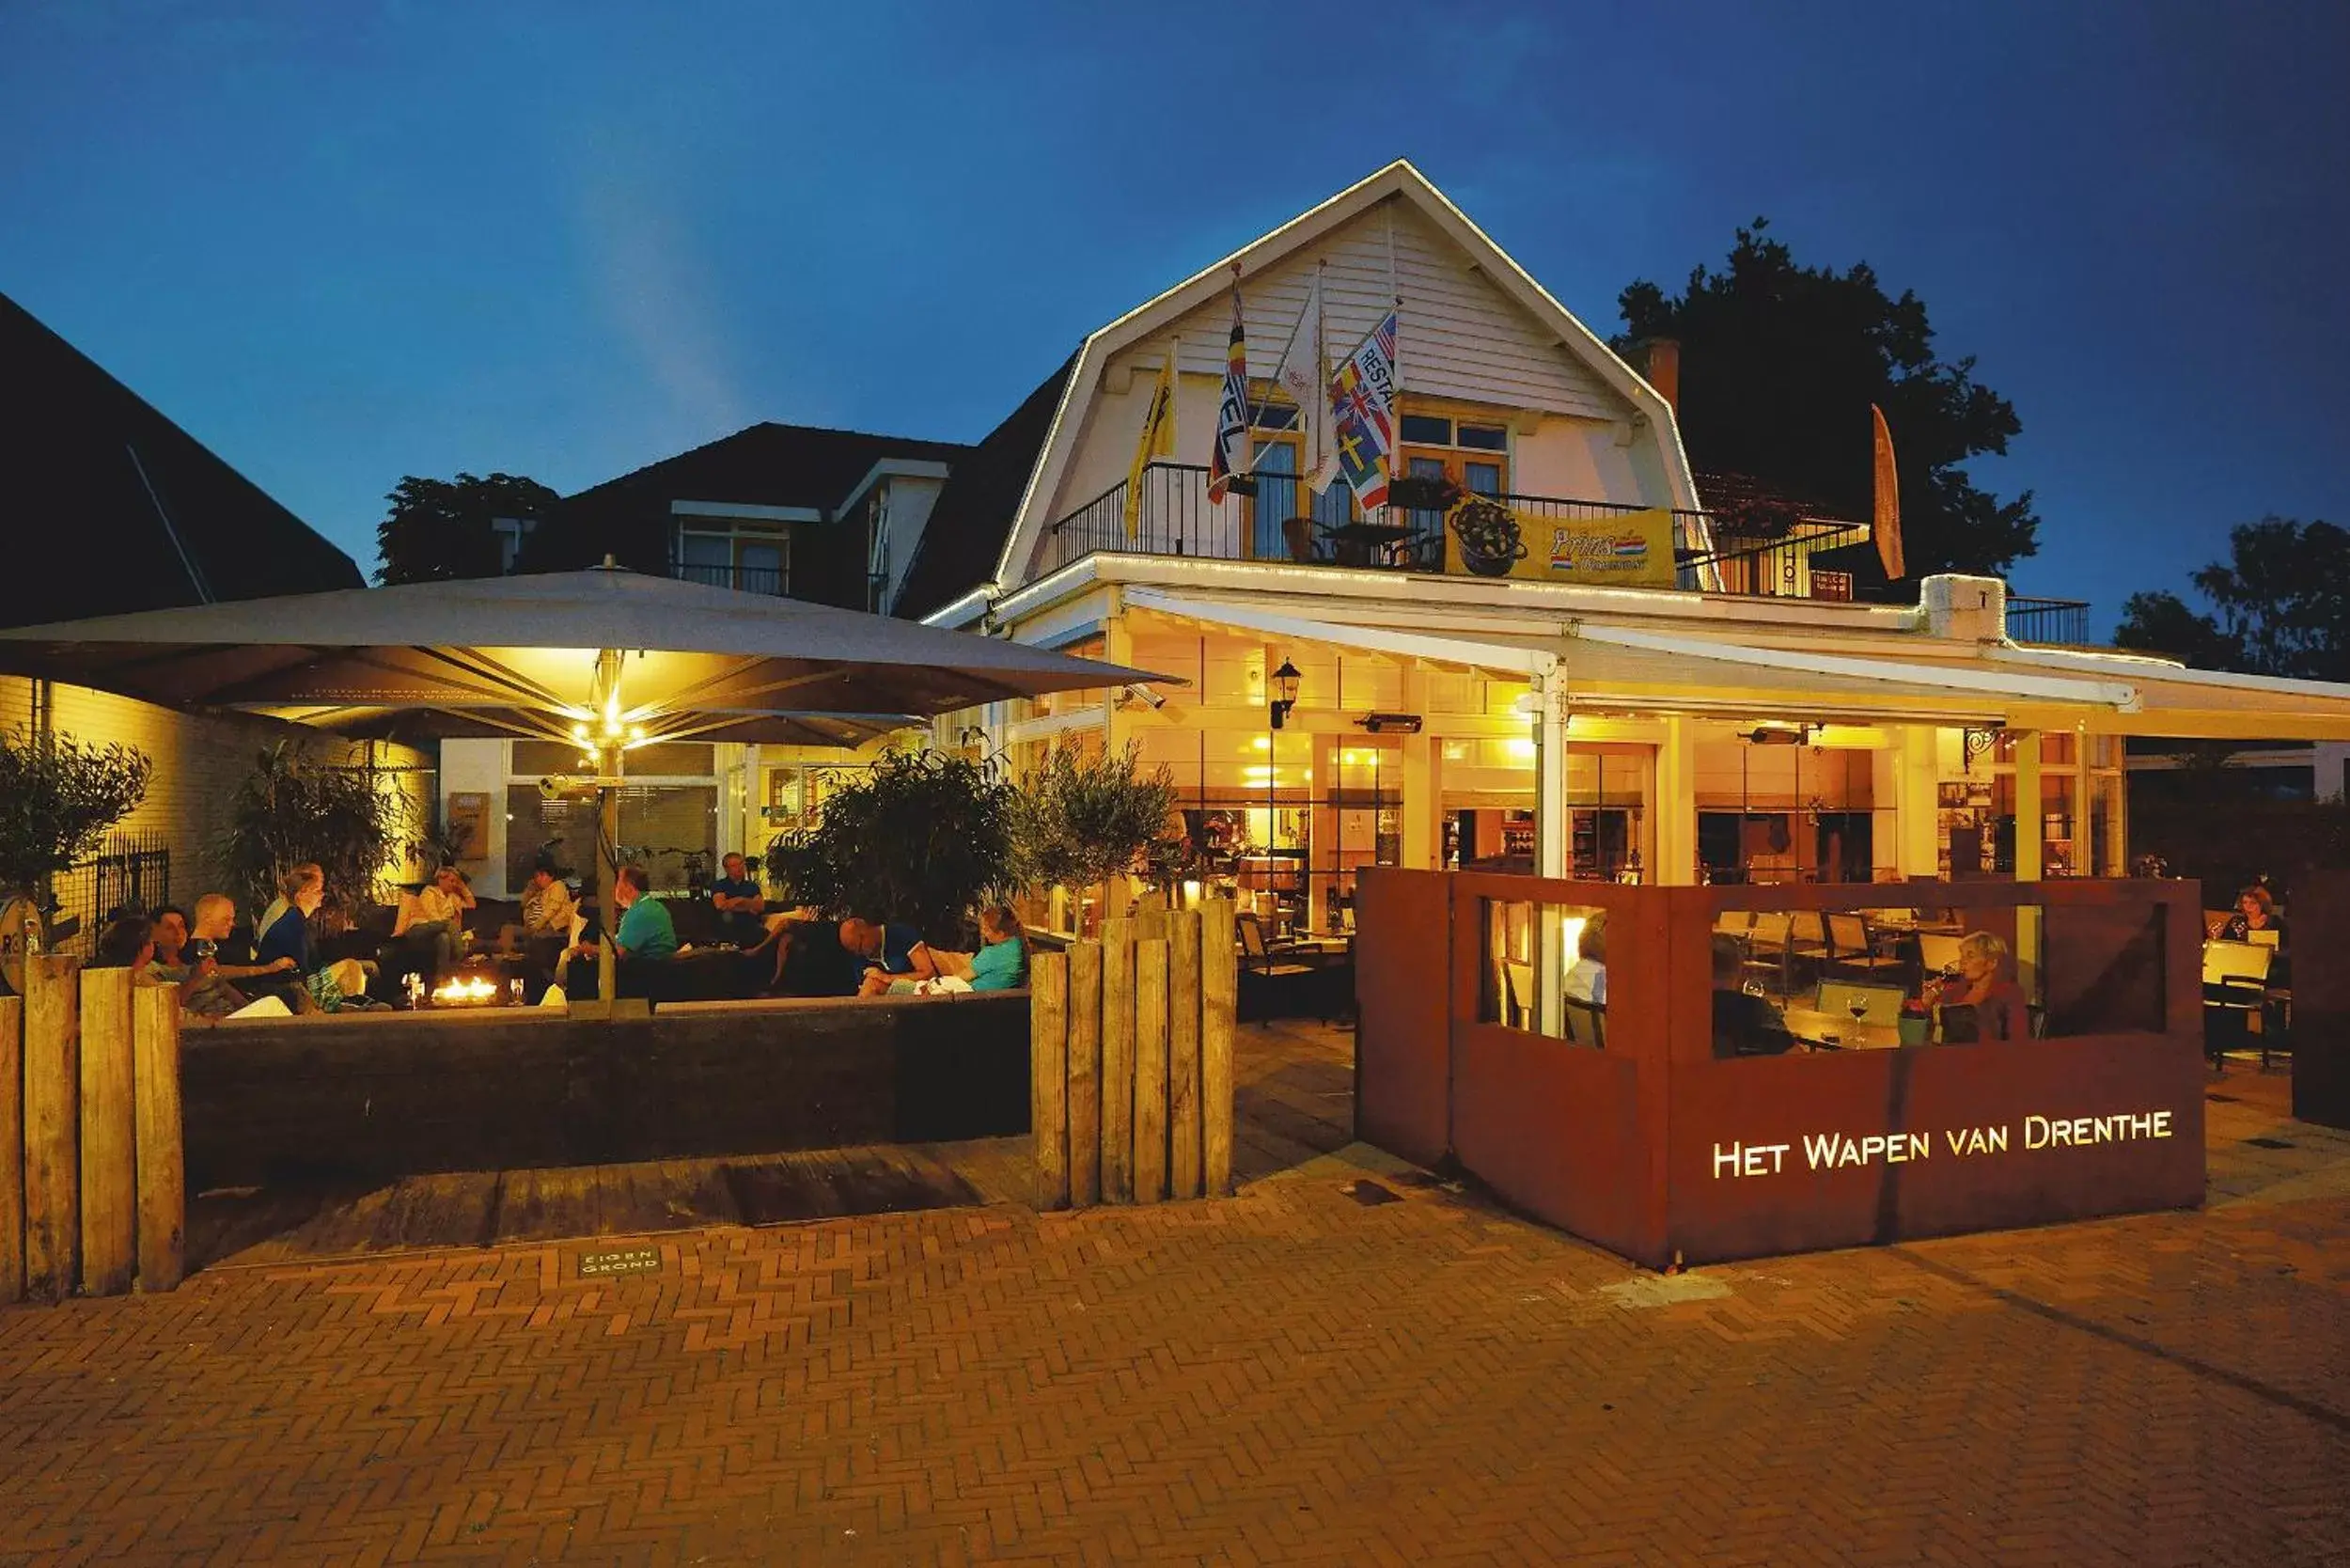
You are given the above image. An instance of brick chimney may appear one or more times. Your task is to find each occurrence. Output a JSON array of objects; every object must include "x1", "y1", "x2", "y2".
[{"x1": 1637, "y1": 338, "x2": 1681, "y2": 414}]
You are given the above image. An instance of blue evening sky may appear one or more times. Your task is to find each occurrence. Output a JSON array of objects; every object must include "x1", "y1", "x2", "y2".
[{"x1": 3, "y1": 1, "x2": 2343, "y2": 628}]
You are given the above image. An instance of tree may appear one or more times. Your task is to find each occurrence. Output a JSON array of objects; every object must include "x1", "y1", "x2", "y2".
[
  {"x1": 1618, "y1": 219, "x2": 2038, "y2": 580},
  {"x1": 763, "y1": 749, "x2": 1019, "y2": 944},
  {"x1": 218, "y1": 742, "x2": 410, "y2": 917},
  {"x1": 2114, "y1": 517, "x2": 2350, "y2": 680},
  {"x1": 0, "y1": 729, "x2": 153, "y2": 905},
  {"x1": 373, "y1": 472, "x2": 559, "y2": 586},
  {"x1": 1010, "y1": 742, "x2": 1183, "y2": 910}
]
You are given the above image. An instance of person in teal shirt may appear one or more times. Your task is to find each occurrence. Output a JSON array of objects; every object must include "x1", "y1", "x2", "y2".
[
  {"x1": 567, "y1": 864, "x2": 677, "y2": 996},
  {"x1": 890, "y1": 906, "x2": 1027, "y2": 995}
]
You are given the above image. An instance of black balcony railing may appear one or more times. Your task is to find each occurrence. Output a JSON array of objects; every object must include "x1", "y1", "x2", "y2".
[
  {"x1": 2006, "y1": 596, "x2": 2092, "y2": 645},
  {"x1": 672, "y1": 561, "x2": 788, "y2": 596},
  {"x1": 1040, "y1": 462, "x2": 1874, "y2": 601}
]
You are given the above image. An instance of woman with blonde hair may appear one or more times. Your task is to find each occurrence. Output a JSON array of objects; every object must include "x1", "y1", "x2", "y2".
[
  {"x1": 1930, "y1": 930, "x2": 2029, "y2": 1042},
  {"x1": 255, "y1": 864, "x2": 371, "y2": 1011}
]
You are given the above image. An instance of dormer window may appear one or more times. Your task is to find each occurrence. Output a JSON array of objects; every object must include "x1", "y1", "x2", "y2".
[{"x1": 677, "y1": 520, "x2": 789, "y2": 596}]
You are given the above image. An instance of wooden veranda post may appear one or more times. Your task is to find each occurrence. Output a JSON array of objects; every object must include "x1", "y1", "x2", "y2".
[
  {"x1": 1168, "y1": 910, "x2": 1203, "y2": 1200},
  {"x1": 23, "y1": 954, "x2": 79, "y2": 1302},
  {"x1": 1201, "y1": 899, "x2": 1237, "y2": 1196},
  {"x1": 133, "y1": 986, "x2": 185, "y2": 1291},
  {"x1": 1068, "y1": 941, "x2": 1103, "y2": 1206},
  {"x1": 77, "y1": 966, "x2": 137, "y2": 1296},
  {"x1": 1099, "y1": 918, "x2": 1136, "y2": 1203},
  {"x1": 1030, "y1": 951, "x2": 1070, "y2": 1209},
  {"x1": 1134, "y1": 937, "x2": 1169, "y2": 1202},
  {"x1": 0, "y1": 995, "x2": 21, "y2": 1304}
]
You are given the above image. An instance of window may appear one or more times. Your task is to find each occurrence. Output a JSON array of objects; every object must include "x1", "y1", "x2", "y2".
[
  {"x1": 1246, "y1": 394, "x2": 1357, "y2": 560},
  {"x1": 676, "y1": 522, "x2": 790, "y2": 596}
]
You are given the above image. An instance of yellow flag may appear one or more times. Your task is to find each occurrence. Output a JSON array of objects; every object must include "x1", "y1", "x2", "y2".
[{"x1": 1123, "y1": 337, "x2": 1179, "y2": 539}]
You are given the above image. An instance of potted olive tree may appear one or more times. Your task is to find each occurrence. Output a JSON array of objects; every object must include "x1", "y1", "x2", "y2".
[
  {"x1": 217, "y1": 742, "x2": 408, "y2": 931},
  {"x1": 1010, "y1": 742, "x2": 1183, "y2": 935},
  {"x1": 0, "y1": 727, "x2": 153, "y2": 991}
]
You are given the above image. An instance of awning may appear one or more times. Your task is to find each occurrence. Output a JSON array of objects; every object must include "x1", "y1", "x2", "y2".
[{"x1": 1120, "y1": 588, "x2": 2145, "y2": 729}]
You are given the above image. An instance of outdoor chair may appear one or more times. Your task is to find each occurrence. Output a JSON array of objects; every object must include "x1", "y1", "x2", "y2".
[
  {"x1": 1280, "y1": 517, "x2": 1323, "y2": 564},
  {"x1": 1562, "y1": 997, "x2": 1606, "y2": 1049},
  {"x1": 1826, "y1": 913, "x2": 1904, "y2": 979},
  {"x1": 1238, "y1": 912, "x2": 1317, "y2": 1020},
  {"x1": 1917, "y1": 933, "x2": 1964, "y2": 977},
  {"x1": 1502, "y1": 960, "x2": 1535, "y2": 1031}
]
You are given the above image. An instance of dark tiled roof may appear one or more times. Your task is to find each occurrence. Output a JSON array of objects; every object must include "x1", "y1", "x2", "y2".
[
  {"x1": 525, "y1": 421, "x2": 972, "y2": 579},
  {"x1": 0, "y1": 290, "x2": 362, "y2": 627},
  {"x1": 892, "y1": 353, "x2": 1078, "y2": 621}
]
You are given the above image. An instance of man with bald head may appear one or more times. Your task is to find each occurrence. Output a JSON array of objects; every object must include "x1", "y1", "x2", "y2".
[{"x1": 187, "y1": 892, "x2": 304, "y2": 1011}]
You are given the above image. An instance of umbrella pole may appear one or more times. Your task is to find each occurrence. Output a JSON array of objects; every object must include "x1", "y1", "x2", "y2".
[
  {"x1": 595, "y1": 649, "x2": 624, "y2": 1006},
  {"x1": 599, "y1": 775, "x2": 619, "y2": 1005}
]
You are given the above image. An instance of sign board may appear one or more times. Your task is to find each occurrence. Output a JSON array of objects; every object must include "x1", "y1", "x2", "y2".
[
  {"x1": 446, "y1": 792, "x2": 491, "y2": 863},
  {"x1": 1445, "y1": 500, "x2": 1675, "y2": 588},
  {"x1": 577, "y1": 1245, "x2": 663, "y2": 1278}
]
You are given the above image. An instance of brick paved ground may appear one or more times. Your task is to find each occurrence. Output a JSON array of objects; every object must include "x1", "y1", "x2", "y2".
[{"x1": 0, "y1": 1048, "x2": 2343, "y2": 1565}]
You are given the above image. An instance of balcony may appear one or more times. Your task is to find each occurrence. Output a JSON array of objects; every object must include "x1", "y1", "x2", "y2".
[
  {"x1": 673, "y1": 560, "x2": 787, "y2": 596},
  {"x1": 1039, "y1": 463, "x2": 1872, "y2": 601},
  {"x1": 2005, "y1": 597, "x2": 2092, "y2": 646}
]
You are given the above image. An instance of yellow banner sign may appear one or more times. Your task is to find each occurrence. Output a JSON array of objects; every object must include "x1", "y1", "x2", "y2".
[{"x1": 1445, "y1": 500, "x2": 1676, "y2": 588}]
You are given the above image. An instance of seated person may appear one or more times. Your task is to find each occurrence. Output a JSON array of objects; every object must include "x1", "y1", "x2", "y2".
[
  {"x1": 843, "y1": 915, "x2": 934, "y2": 997},
  {"x1": 96, "y1": 914, "x2": 215, "y2": 1010},
  {"x1": 896, "y1": 906, "x2": 1029, "y2": 995},
  {"x1": 1931, "y1": 931, "x2": 2029, "y2": 1042},
  {"x1": 707, "y1": 853, "x2": 767, "y2": 947},
  {"x1": 1564, "y1": 914, "x2": 1607, "y2": 1006},
  {"x1": 396, "y1": 865, "x2": 478, "y2": 974},
  {"x1": 2219, "y1": 886, "x2": 2289, "y2": 988},
  {"x1": 1711, "y1": 933, "x2": 1794, "y2": 1058},
  {"x1": 518, "y1": 859, "x2": 577, "y2": 983},
  {"x1": 740, "y1": 909, "x2": 860, "y2": 996},
  {"x1": 141, "y1": 903, "x2": 251, "y2": 1020},
  {"x1": 184, "y1": 892, "x2": 302, "y2": 1006},
  {"x1": 564, "y1": 864, "x2": 677, "y2": 996},
  {"x1": 257, "y1": 864, "x2": 375, "y2": 1011}
]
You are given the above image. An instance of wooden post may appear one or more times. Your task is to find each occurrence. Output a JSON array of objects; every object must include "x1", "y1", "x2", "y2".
[
  {"x1": 0, "y1": 996, "x2": 21, "y2": 1304},
  {"x1": 78, "y1": 967, "x2": 137, "y2": 1296},
  {"x1": 1134, "y1": 937, "x2": 1169, "y2": 1203},
  {"x1": 1136, "y1": 901, "x2": 1168, "y2": 942},
  {"x1": 1200, "y1": 899, "x2": 1237, "y2": 1197},
  {"x1": 1067, "y1": 941, "x2": 1102, "y2": 1207},
  {"x1": 1100, "y1": 919, "x2": 1135, "y2": 1203},
  {"x1": 1030, "y1": 951, "x2": 1070, "y2": 1210},
  {"x1": 23, "y1": 954, "x2": 80, "y2": 1301},
  {"x1": 133, "y1": 985, "x2": 184, "y2": 1291},
  {"x1": 1168, "y1": 910, "x2": 1203, "y2": 1200}
]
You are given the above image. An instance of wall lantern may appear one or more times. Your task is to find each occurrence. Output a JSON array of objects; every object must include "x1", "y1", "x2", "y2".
[{"x1": 1268, "y1": 659, "x2": 1302, "y2": 729}]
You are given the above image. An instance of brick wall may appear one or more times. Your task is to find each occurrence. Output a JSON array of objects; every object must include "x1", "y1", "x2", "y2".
[{"x1": 0, "y1": 676, "x2": 434, "y2": 933}]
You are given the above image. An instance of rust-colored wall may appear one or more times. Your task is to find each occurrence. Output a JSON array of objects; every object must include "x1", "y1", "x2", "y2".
[
  {"x1": 2292, "y1": 876, "x2": 2350, "y2": 1129},
  {"x1": 1355, "y1": 872, "x2": 2208, "y2": 1268},
  {"x1": 1354, "y1": 870, "x2": 1450, "y2": 1167}
]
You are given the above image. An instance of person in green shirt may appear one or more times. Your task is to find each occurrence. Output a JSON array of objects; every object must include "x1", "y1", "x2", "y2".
[
  {"x1": 891, "y1": 906, "x2": 1028, "y2": 995},
  {"x1": 567, "y1": 864, "x2": 678, "y2": 996}
]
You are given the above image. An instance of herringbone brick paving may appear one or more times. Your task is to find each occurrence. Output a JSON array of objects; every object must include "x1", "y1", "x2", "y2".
[{"x1": 0, "y1": 1050, "x2": 2343, "y2": 1564}]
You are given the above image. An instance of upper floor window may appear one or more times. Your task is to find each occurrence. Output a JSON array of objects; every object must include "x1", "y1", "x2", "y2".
[
  {"x1": 677, "y1": 521, "x2": 790, "y2": 597},
  {"x1": 1399, "y1": 414, "x2": 1509, "y2": 452}
]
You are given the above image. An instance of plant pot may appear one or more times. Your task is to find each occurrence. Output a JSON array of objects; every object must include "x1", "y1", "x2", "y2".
[
  {"x1": 1386, "y1": 474, "x2": 1457, "y2": 510},
  {"x1": 1898, "y1": 1015, "x2": 1930, "y2": 1046}
]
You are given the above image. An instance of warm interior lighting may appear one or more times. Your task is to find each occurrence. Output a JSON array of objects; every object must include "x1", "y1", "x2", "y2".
[
  {"x1": 1560, "y1": 914, "x2": 1587, "y2": 967},
  {"x1": 1506, "y1": 737, "x2": 1537, "y2": 760}
]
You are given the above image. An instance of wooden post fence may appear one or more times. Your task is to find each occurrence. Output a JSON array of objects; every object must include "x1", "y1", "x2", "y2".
[
  {"x1": 1030, "y1": 899, "x2": 1238, "y2": 1208},
  {"x1": 4, "y1": 958, "x2": 187, "y2": 1303}
]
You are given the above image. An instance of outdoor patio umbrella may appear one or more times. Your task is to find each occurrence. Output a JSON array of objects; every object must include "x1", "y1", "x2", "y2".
[{"x1": 0, "y1": 563, "x2": 1167, "y2": 998}]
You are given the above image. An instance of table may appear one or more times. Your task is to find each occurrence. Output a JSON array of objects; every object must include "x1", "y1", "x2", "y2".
[
  {"x1": 1319, "y1": 522, "x2": 1419, "y2": 568},
  {"x1": 1779, "y1": 1007, "x2": 1904, "y2": 1052}
]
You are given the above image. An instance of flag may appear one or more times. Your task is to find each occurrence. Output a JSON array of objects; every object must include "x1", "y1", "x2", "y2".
[
  {"x1": 1123, "y1": 337, "x2": 1178, "y2": 539},
  {"x1": 1328, "y1": 309, "x2": 1399, "y2": 510},
  {"x1": 1871, "y1": 403, "x2": 1905, "y2": 580},
  {"x1": 1207, "y1": 283, "x2": 1248, "y2": 505},
  {"x1": 1264, "y1": 267, "x2": 1338, "y2": 493}
]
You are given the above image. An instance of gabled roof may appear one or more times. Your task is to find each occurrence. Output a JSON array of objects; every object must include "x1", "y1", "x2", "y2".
[
  {"x1": 535, "y1": 420, "x2": 970, "y2": 561},
  {"x1": 0, "y1": 290, "x2": 362, "y2": 626},
  {"x1": 894, "y1": 353, "x2": 1078, "y2": 622},
  {"x1": 983, "y1": 160, "x2": 1701, "y2": 595}
]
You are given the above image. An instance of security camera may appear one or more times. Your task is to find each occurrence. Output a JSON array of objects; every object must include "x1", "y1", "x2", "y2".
[
  {"x1": 1120, "y1": 684, "x2": 1167, "y2": 711},
  {"x1": 539, "y1": 776, "x2": 572, "y2": 799}
]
